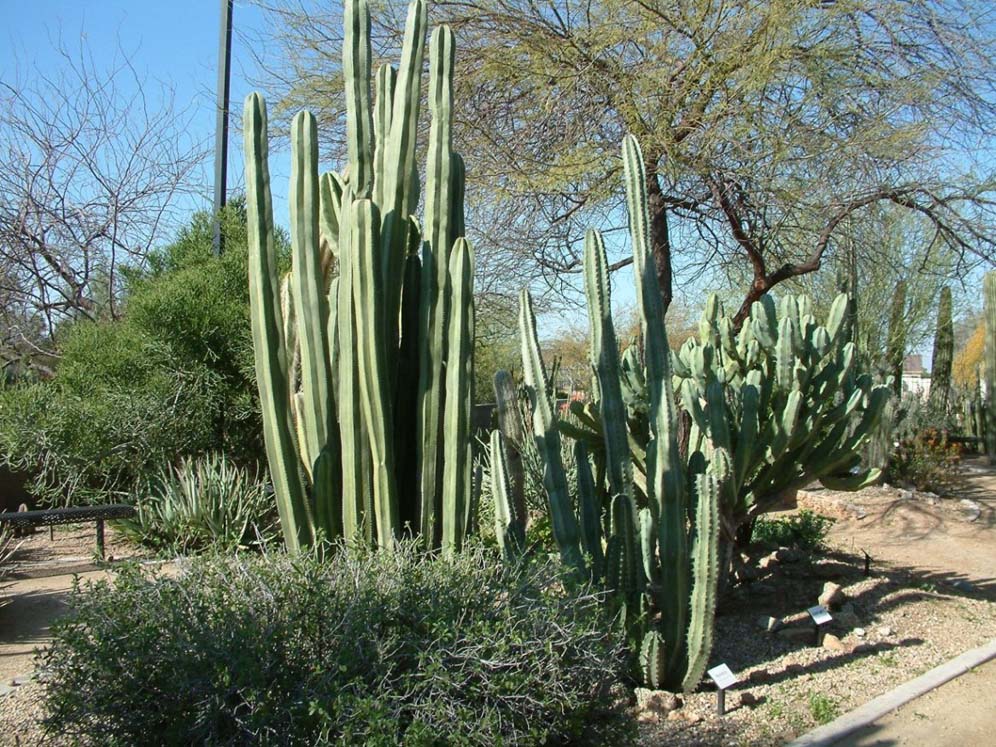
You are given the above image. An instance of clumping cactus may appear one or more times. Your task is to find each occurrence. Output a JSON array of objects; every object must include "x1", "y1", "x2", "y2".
[
  {"x1": 245, "y1": 0, "x2": 474, "y2": 553},
  {"x1": 929, "y1": 286, "x2": 953, "y2": 416},
  {"x1": 496, "y1": 135, "x2": 727, "y2": 691}
]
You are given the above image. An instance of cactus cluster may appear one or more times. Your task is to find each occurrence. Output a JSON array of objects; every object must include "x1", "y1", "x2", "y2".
[
  {"x1": 494, "y1": 136, "x2": 728, "y2": 691},
  {"x1": 245, "y1": 0, "x2": 474, "y2": 553},
  {"x1": 565, "y1": 285, "x2": 891, "y2": 545}
]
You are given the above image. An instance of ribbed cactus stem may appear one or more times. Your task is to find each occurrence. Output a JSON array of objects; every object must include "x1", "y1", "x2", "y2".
[
  {"x1": 244, "y1": 93, "x2": 313, "y2": 552},
  {"x1": 441, "y1": 237, "x2": 475, "y2": 556},
  {"x1": 518, "y1": 288, "x2": 585, "y2": 573}
]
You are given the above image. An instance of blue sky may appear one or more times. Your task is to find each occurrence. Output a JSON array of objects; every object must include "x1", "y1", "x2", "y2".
[{"x1": 2, "y1": 0, "x2": 284, "y2": 221}]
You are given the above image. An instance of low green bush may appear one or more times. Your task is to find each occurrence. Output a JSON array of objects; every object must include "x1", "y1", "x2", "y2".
[
  {"x1": 752, "y1": 510, "x2": 835, "y2": 551},
  {"x1": 115, "y1": 453, "x2": 277, "y2": 554},
  {"x1": 41, "y1": 545, "x2": 627, "y2": 746},
  {"x1": 0, "y1": 207, "x2": 272, "y2": 506}
]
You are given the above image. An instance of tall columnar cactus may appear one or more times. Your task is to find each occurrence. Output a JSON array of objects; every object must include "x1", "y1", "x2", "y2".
[
  {"x1": 245, "y1": 0, "x2": 475, "y2": 553},
  {"x1": 886, "y1": 279, "x2": 908, "y2": 395},
  {"x1": 984, "y1": 272, "x2": 996, "y2": 463},
  {"x1": 929, "y1": 286, "x2": 953, "y2": 416},
  {"x1": 495, "y1": 135, "x2": 727, "y2": 692}
]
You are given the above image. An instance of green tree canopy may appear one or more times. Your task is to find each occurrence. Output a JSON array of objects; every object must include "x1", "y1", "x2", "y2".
[{"x1": 251, "y1": 0, "x2": 996, "y2": 317}]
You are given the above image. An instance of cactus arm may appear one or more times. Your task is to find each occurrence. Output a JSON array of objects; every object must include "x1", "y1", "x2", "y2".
[
  {"x1": 319, "y1": 172, "x2": 344, "y2": 259},
  {"x1": 243, "y1": 93, "x2": 313, "y2": 552},
  {"x1": 336, "y1": 186, "x2": 368, "y2": 542},
  {"x1": 575, "y1": 440, "x2": 605, "y2": 579},
  {"x1": 622, "y1": 134, "x2": 688, "y2": 675},
  {"x1": 380, "y1": 0, "x2": 428, "y2": 323},
  {"x1": 343, "y1": 0, "x2": 374, "y2": 199},
  {"x1": 414, "y1": 25, "x2": 457, "y2": 545},
  {"x1": 372, "y1": 64, "x2": 396, "y2": 206},
  {"x1": 584, "y1": 227, "x2": 633, "y2": 500},
  {"x1": 493, "y1": 370, "x2": 528, "y2": 530},
  {"x1": 289, "y1": 112, "x2": 335, "y2": 507},
  {"x1": 680, "y1": 469, "x2": 721, "y2": 692},
  {"x1": 441, "y1": 237, "x2": 475, "y2": 556},
  {"x1": 490, "y1": 429, "x2": 525, "y2": 558},
  {"x1": 350, "y1": 198, "x2": 399, "y2": 549},
  {"x1": 519, "y1": 288, "x2": 585, "y2": 573}
]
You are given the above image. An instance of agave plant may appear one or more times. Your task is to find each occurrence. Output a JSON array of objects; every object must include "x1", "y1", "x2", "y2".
[{"x1": 118, "y1": 454, "x2": 276, "y2": 554}]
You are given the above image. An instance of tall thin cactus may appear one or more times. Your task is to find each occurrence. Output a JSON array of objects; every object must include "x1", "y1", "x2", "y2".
[
  {"x1": 245, "y1": 0, "x2": 475, "y2": 552},
  {"x1": 984, "y1": 272, "x2": 996, "y2": 463},
  {"x1": 929, "y1": 286, "x2": 953, "y2": 416}
]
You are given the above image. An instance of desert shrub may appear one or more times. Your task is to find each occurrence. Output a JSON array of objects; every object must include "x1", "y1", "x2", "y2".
[
  {"x1": 753, "y1": 510, "x2": 835, "y2": 551},
  {"x1": 0, "y1": 207, "x2": 274, "y2": 506},
  {"x1": 885, "y1": 428, "x2": 961, "y2": 493},
  {"x1": 115, "y1": 453, "x2": 277, "y2": 554},
  {"x1": 41, "y1": 544, "x2": 626, "y2": 746}
]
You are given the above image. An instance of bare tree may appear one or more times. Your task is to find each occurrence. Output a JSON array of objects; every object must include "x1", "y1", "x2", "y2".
[{"x1": 0, "y1": 37, "x2": 208, "y2": 374}]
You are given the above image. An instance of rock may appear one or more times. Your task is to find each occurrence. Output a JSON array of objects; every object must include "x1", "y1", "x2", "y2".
[
  {"x1": 852, "y1": 642, "x2": 876, "y2": 654},
  {"x1": 899, "y1": 489, "x2": 914, "y2": 501},
  {"x1": 666, "y1": 710, "x2": 684, "y2": 722},
  {"x1": 878, "y1": 625, "x2": 893, "y2": 637},
  {"x1": 757, "y1": 615, "x2": 782, "y2": 633},
  {"x1": 822, "y1": 633, "x2": 848, "y2": 652},
  {"x1": 854, "y1": 627, "x2": 866, "y2": 637},
  {"x1": 958, "y1": 499, "x2": 981, "y2": 523},
  {"x1": 779, "y1": 547, "x2": 804, "y2": 563},
  {"x1": 818, "y1": 581, "x2": 846, "y2": 609},
  {"x1": 749, "y1": 668, "x2": 771, "y2": 683},
  {"x1": 634, "y1": 688, "x2": 682, "y2": 716},
  {"x1": 778, "y1": 626, "x2": 816, "y2": 643},
  {"x1": 684, "y1": 712, "x2": 703, "y2": 724},
  {"x1": 951, "y1": 579, "x2": 975, "y2": 593},
  {"x1": 759, "y1": 555, "x2": 778, "y2": 571},
  {"x1": 920, "y1": 491, "x2": 940, "y2": 505},
  {"x1": 739, "y1": 692, "x2": 759, "y2": 707}
]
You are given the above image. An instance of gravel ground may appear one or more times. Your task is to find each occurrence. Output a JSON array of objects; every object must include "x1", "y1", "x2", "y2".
[{"x1": 633, "y1": 549, "x2": 995, "y2": 746}]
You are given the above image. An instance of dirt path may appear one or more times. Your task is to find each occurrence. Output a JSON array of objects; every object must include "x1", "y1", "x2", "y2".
[
  {"x1": 812, "y1": 456, "x2": 995, "y2": 595},
  {"x1": 0, "y1": 570, "x2": 109, "y2": 682},
  {"x1": 830, "y1": 656, "x2": 996, "y2": 747}
]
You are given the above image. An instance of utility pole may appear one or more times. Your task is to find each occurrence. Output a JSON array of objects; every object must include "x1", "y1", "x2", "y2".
[{"x1": 212, "y1": 0, "x2": 234, "y2": 255}]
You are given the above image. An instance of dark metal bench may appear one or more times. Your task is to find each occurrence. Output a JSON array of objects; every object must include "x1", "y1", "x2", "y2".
[{"x1": 0, "y1": 504, "x2": 135, "y2": 560}]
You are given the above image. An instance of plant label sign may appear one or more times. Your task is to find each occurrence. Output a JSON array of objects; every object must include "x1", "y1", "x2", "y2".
[
  {"x1": 808, "y1": 605, "x2": 833, "y2": 626},
  {"x1": 707, "y1": 663, "x2": 737, "y2": 690}
]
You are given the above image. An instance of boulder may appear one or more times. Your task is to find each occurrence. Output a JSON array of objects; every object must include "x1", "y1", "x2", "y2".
[{"x1": 818, "y1": 581, "x2": 846, "y2": 609}]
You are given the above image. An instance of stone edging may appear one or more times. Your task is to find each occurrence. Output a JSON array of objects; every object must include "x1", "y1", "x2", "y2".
[{"x1": 785, "y1": 638, "x2": 996, "y2": 747}]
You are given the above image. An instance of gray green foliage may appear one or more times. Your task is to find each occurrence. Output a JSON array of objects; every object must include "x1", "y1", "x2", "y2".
[
  {"x1": 245, "y1": 0, "x2": 475, "y2": 553},
  {"x1": 115, "y1": 453, "x2": 277, "y2": 555},
  {"x1": 40, "y1": 545, "x2": 626, "y2": 746}
]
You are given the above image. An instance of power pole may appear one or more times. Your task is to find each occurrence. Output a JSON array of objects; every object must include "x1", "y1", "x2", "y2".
[{"x1": 212, "y1": 0, "x2": 235, "y2": 255}]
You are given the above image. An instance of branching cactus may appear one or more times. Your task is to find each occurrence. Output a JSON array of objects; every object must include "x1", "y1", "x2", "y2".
[
  {"x1": 494, "y1": 135, "x2": 728, "y2": 691},
  {"x1": 245, "y1": 0, "x2": 474, "y2": 554}
]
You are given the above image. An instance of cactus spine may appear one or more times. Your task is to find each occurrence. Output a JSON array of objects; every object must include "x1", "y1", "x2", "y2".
[{"x1": 245, "y1": 0, "x2": 474, "y2": 552}]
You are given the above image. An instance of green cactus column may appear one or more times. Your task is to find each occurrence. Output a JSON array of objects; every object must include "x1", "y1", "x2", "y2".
[
  {"x1": 929, "y1": 286, "x2": 953, "y2": 416},
  {"x1": 984, "y1": 273, "x2": 996, "y2": 463}
]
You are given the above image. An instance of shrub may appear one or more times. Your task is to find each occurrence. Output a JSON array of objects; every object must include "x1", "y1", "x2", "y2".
[
  {"x1": 0, "y1": 207, "x2": 274, "y2": 506},
  {"x1": 41, "y1": 545, "x2": 626, "y2": 746},
  {"x1": 885, "y1": 428, "x2": 962, "y2": 493},
  {"x1": 115, "y1": 453, "x2": 277, "y2": 554},
  {"x1": 753, "y1": 510, "x2": 835, "y2": 551}
]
